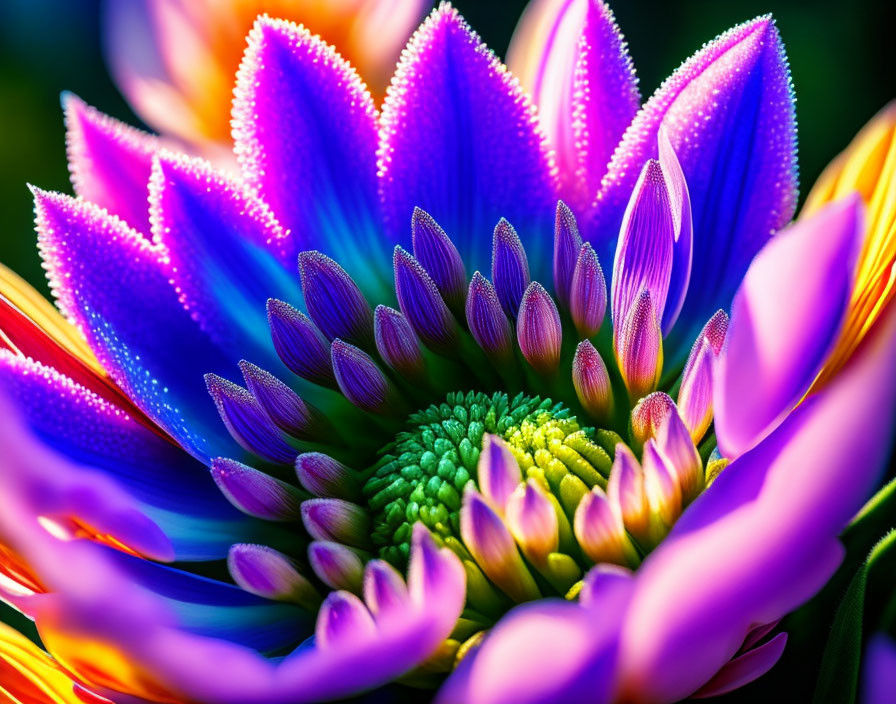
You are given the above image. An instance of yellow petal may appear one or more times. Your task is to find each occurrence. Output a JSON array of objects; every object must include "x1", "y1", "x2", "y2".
[
  {"x1": 0, "y1": 622, "x2": 110, "y2": 704},
  {"x1": 804, "y1": 103, "x2": 896, "y2": 389}
]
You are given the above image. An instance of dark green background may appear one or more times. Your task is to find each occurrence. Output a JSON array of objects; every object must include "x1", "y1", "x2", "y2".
[{"x1": 1, "y1": 0, "x2": 894, "y2": 295}]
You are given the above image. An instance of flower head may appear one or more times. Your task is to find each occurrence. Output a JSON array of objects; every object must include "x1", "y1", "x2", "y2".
[{"x1": 1, "y1": 2, "x2": 895, "y2": 703}]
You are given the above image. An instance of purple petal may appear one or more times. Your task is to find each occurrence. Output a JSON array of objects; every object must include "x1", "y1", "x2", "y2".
[
  {"x1": 438, "y1": 598, "x2": 627, "y2": 704},
  {"x1": 569, "y1": 242, "x2": 607, "y2": 339},
  {"x1": 715, "y1": 197, "x2": 862, "y2": 458},
  {"x1": 611, "y1": 159, "x2": 674, "y2": 333},
  {"x1": 517, "y1": 282, "x2": 563, "y2": 375},
  {"x1": 301, "y1": 499, "x2": 371, "y2": 549},
  {"x1": 616, "y1": 292, "x2": 896, "y2": 702},
  {"x1": 393, "y1": 246, "x2": 459, "y2": 354},
  {"x1": 678, "y1": 310, "x2": 728, "y2": 443},
  {"x1": 330, "y1": 338, "x2": 400, "y2": 415},
  {"x1": 412, "y1": 208, "x2": 468, "y2": 317},
  {"x1": 308, "y1": 540, "x2": 365, "y2": 593},
  {"x1": 553, "y1": 201, "x2": 583, "y2": 310},
  {"x1": 316, "y1": 591, "x2": 377, "y2": 648},
  {"x1": 34, "y1": 188, "x2": 234, "y2": 461},
  {"x1": 233, "y1": 16, "x2": 385, "y2": 282},
  {"x1": 210, "y1": 457, "x2": 303, "y2": 521},
  {"x1": 363, "y1": 559, "x2": 410, "y2": 619},
  {"x1": 205, "y1": 374, "x2": 297, "y2": 465},
  {"x1": 374, "y1": 305, "x2": 425, "y2": 379},
  {"x1": 267, "y1": 299, "x2": 336, "y2": 388},
  {"x1": 506, "y1": 0, "x2": 639, "y2": 211},
  {"x1": 227, "y1": 544, "x2": 319, "y2": 607},
  {"x1": 239, "y1": 361, "x2": 330, "y2": 441},
  {"x1": 595, "y1": 16, "x2": 797, "y2": 331},
  {"x1": 692, "y1": 632, "x2": 787, "y2": 698},
  {"x1": 478, "y1": 435, "x2": 523, "y2": 513},
  {"x1": 466, "y1": 272, "x2": 514, "y2": 360},
  {"x1": 573, "y1": 340, "x2": 614, "y2": 423},
  {"x1": 64, "y1": 93, "x2": 157, "y2": 235},
  {"x1": 299, "y1": 251, "x2": 374, "y2": 349},
  {"x1": 295, "y1": 452, "x2": 361, "y2": 502},
  {"x1": 379, "y1": 5, "x2": 557, "y2": 274},
  {"x1": 492, "y1": 219, "x2": 532, "y2": 320},
  {"x1": 616, "y1": 289, "x2": 663, "y2": 402}
]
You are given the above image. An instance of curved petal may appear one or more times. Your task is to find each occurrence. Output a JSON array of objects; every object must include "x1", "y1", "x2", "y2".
[
  {"x1": 0, "y1": 622, "x2": 107, "y2": 704},
  {"x1": 64, "y1": 93, "x2": 158, "y2": 236},
  {"x1": 379, "y1": 5, "x2": 558, "y2": 276},
  {"x1": 149, "y1": 151, "x2": 298, "y2": 364},
  {"x1": 0, "y1": 352, "x2": 270, "y2": 560},
  {"x1": 715, "y1": 197, "x2": 862, "y2": 458},
  {"x1": 232, "y1": 16, "x2": 387, "y2": 294},
  {"x1": 506, "y1": 0, "x2": 639, "y2": 211},
  {"x1": 594, "y1": 16, "x2": 797, "y2": 339},
  {"x1": 616, "y1": 286, "x2": 896, "y2": 703},
  {"x1": 439, "y1": 568, "x2": 633, "y2": 704},
  {"x1": 35, "y1": 188, "x2": 238, "y2": 461},
  {"x1": 691, "y1": 632, "x2": 787, "y2": 698}
]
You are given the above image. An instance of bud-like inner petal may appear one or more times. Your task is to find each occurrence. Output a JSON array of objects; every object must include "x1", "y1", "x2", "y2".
[
  {"x1": 492, "y1": 218, "x2": 531, "y2": 319},
  {"x1": 412, "y1": 207, "x2": 467, "y2": 317},
  {"x1": 517, "y1": 282, "x2": 562, "y2": 374},
  {"x1": 299, "y1": 250, "x2": 374, "y2": 347},
  {"x1": 611, "y1": 159, "x2": 674, "y2": 335},
  {"x1": 460, "y1": 487, "x2": 541, "y2": 603},
  {"x1": 331, "y1": 339, "x2": 401, "y2": 414},
  {"x1": 572, "y1": 340, "x2": 614, "y2": 423},
  {"x1": 630, "y1": 391, "x2": 677, "y2": 447},
  {"x1": 267, "y1": 298, "x2": 336, "y2": 387},
  {"x1": 642, "y1": 439, "x2": 683, "y2": 545},
  {"x1": 574, "y1": 486, "x2": 638, "y2": 567},
  {"x1": 302, "y1": 498, "x2": 372, "y2": 548},
  {"x1": 394, "y1": 246, "x2": 459, "y2": 354},
  {"x1": 228, "y1": 543, "x2": 320, "y2": 608},
  {"x1": 569, "y1": 242, "x2": 607, "y2": 339},
  {"x1": 607, "y1": 444, "x2": 650, "y2": 547},
  {"x1": 316, "y1": 590, "x2": 376, "y2": 648},
  {"x1": 617, "y1": 290, "x2": 663, "y2": 402},
  {"x1": 374, "y1": 305, "x2": 425, "y2": 379},
  {"x1": 477, "y1": 434, "x2": 523, "y2": 513},
  {"x1": 240, "y1": 361, "x2": 330, "y2": 440},
  {"x1": 466, "y1": 272, "x2": 514, "y2": 360},
  {"x1": 655, "y1": 410, "x2": 704, "y2": 505},
  {"x1": 211, "y1": 457, "x2": 304, "y2": 521},
  {"x1": 506, "y1": 479, "x2": 559, "y2": 563},
  {"x1": 308, "y1": 540, "x2": 366, "y2": 593},
  {"x1": 296, "y1": 452, "x2": 362, "y2": 501},
  {"x1": 553, "y1": 201, "x2": 583, "y2": 310}
]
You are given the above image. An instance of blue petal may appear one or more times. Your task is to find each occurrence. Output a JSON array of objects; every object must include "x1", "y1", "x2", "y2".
[{"x1": 379, "y1": 6, "x2": 558, "y2": 277}]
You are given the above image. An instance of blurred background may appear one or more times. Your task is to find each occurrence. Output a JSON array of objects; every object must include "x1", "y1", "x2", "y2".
[{"x1": 0, "y1": 0, "x2": 893, "y2": 297}]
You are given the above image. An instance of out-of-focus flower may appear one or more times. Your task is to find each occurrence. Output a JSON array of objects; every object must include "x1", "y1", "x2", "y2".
[
  {"x1": 104, "y1": 0, "x2": 430, "y2": 154},
  {"x1": 802, "y1": 103, "x2": 896, "y2": 389},
  {"x1": 0, "y1": 2, "x2": 894, "y2": 703},
  {"x1": 864, "y1": 634, "x2": 896, "y2": 704}
]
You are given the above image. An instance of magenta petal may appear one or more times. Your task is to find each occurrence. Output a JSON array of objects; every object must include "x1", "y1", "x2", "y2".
[
  {"x1": 596, "y1": 16, "x2": 797, "y2": 330},
  {"x1": 692, "y1": 632, "x2": 788, "y2": 698},
  {"x1": 507, "y1": 0, "x2": 638, "y2": 212},
  {"x1": 715, "y1": 197, "x2": 862, "y2": 458},
  {"x1": 611, "y1": 159, "x2": 674, "y2": 331},
  {"x1": 616, "y1": 292, "x2": 896, "y2": 702},
  {"x1": 657, "y1": 128, "x2": 693, "y2": 333},
  {"x1": 64, "y1": 93, "x2": 158, "y2": 235},
  {"x1": 233, "y1": 16, "x2": 385, "y2": 282},
  {"x1": 379, "y1": 5, "x2": 557, "y2": 274}
]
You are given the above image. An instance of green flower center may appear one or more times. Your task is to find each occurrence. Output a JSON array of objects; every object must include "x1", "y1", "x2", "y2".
[{"x1": 363, "y1": 391, "x2": 620, "y2": 565}]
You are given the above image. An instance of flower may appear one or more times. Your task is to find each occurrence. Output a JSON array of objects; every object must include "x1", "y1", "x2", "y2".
[
  {"x1": 1, "y1": 2, "x2": 895, "y2": 703},
  {"x1": 104, "y1": 0, "x2": 430, "y2": 154}
]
